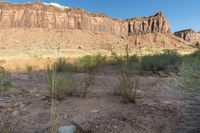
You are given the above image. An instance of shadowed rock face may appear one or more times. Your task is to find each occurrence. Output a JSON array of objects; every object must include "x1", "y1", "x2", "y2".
[
  {"x1": 174, "y1": 29, "x2": 200, "y2": 43},
  {"x1": 0, "y1": 2, "x2": 172, "y2": 36}
]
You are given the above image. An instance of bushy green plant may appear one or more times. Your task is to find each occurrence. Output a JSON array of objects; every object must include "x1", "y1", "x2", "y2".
[
  {"x1": 169, "y1": 58, "x2": 200, "y2": 99},
  {"x1": 47, "y1": 69, "x2": 76, "y2": 100},
  {"x1": 141, "y1": 49, "x2": 181, "y2": 72},
  {"x1": 0, "y1": 66, "x2": 11, "y2": 93},
  {"x1": 93, "y1": 53, "x2": 107, "y2": 66},
  {"x1": 47, "y1": 59, "x2": 96, "y2": 99},
  {"x1": 78, "y1": 55, "x2": 94, "y2": 71},
  {"x1": 52, "y1": 58, "x2": 73, "y2": 72},
  {"x1": 77, "y1": 54, "x2": 107, "y2": 72}
]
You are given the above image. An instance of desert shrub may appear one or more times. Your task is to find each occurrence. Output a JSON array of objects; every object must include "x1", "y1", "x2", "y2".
[
  {"x1": 115, "y1": 74, "x2": 139, "y2": 103},
  {"x1": 169, "y1": 58, "x2": 200, "y2": 99},
  {"x1": 52, "y1": 58, "x2": 73, "y2": 72},
  {"x1": 46, "y1": 69, "x2": 76, "y2": 100},
  {"x1": 77, "y1": 54, "x2": 107, "y2": 72},
  {"x1": 53, "y1": 54, "x2": 107, "y2": 73},
  {"x1": 78, "y1": 55, "x2": 94, "y2": 71},
  {"x1": 114, "y1": 45, "x2": 140, "y2": 103},
  {"x1": 141, "y1": 49, "x2": 181, "y2": 72},
  {"x1": 47, "y1": 60, "x2": 96, "y2": 99},
  {"x1": 73, "y1": 72, "x2": 95, "y2": 98},
  {"x1": 0, "y1": 66, "x2": 11, "y2": 94}
]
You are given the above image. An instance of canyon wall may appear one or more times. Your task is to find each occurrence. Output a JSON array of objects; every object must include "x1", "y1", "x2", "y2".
[
  {"x1": 0, "y1": 2, "x2": 172, "y2": 36},
  {"x1": 174, "y1": 29, "x2": 200, "y2": 43}
]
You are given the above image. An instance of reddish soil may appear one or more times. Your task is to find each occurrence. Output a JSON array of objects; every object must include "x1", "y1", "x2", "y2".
[{"x1": 0, "y1": 66, "x2": 193, "y2": 133}]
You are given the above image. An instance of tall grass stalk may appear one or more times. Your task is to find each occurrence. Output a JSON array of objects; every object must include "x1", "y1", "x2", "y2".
[{"x1": 50, "y1": 68, "x2": 57, "y2": 133}]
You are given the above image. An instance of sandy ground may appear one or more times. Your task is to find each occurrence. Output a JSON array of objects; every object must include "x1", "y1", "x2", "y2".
[
  {"x1": 0, "y1": 28, "x2": 195, "y2": 61},
  {"x1": 1, "y1": 65, "x2": 199, "y2": 133}
]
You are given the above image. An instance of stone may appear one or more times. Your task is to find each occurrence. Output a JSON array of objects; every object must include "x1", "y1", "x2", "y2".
[
  {"x1": 11, "y1": 111, "x2": 19, "y2": 118},
  {"x1": 58, "y1": 125, "x2": 77, "y2": 133},
  {"x1": 0, "y1": 2, "x2": 172, "y2": 36},
  {"x1": 34, "y1": 93, "x2": 41, "y2": 97},
  {"x1": 15, "y1": 102, "x2": 25, "y2": 109},
  {"x1": 71, "y1": 115, "x2": 91, "y2": 132},
  {"x1": 89, "y1": 109, "x2": 100, "y2": 113},
  {"x1": 63, "y1": 114, "x2": 68, "y2": 120}
]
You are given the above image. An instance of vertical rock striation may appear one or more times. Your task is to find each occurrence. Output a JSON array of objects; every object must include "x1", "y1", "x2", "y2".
[
  {"x1": 174, "y1": 29, "x2": 200, "y2": 43},
  {"x1": 0, "y1": 2, "x2": 172, "y2": 36},
  {"x1": 127, "y1": 12, "x2": 172, "y2": 35}
]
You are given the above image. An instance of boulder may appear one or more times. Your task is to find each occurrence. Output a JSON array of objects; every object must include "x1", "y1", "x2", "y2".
[
  {"x1": 58, "y1": 125, "x2": 77, "y2": 133},
  {"x1": 71, "y1": 115, "x2": 91, "y2": 132}
]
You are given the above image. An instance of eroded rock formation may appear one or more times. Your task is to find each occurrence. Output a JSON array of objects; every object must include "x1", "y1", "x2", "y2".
[
  {"x1": 0, "y1": 2, "x2": 172, "y2": 36},
  {"x1": 174, "y1": 29, "x2": 200, "y2": 43}
]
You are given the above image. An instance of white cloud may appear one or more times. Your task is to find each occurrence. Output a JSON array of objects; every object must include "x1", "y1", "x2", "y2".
[{"x1": 42, "y1": 2, "x2": 69, "y2": 9}]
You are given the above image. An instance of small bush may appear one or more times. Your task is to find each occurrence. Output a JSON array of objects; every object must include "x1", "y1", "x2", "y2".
[
  {"x1": 0, "y1": 66, "x2": 11, "y2": 94},
  {"x1": 53, "y1": 54, "x2": 107, "y2": 73},
  {"x1": 114, "y1": 45, "x2": 140, "y2": 103},
  {"x1": 77, "y1": 54, "x2": 107, "y2": 72},
  {"x1": 169, "y1": 58, "x2": 200, "y2": 99},
  {"x1": 46, "y1": 69, "x2": 76, "y2": 100},
  {"x1": 78, "y1": 55, "x2": 94, "y2": 71},
  {"x1": 115, "y1": 74, "x2": 139, "y2": 103},
  {"x1": 141, "y1": 49, "x2": 181, "y2": 72},
  {"x1": 47, "y1": 59, "x2": 96, "y2": 99},
  {"x1": 52, "y1": 58, "x2": 73, "y2": 72},
  {"x1": 73, "y1": 72, "x2": 95, "y2": 98}
]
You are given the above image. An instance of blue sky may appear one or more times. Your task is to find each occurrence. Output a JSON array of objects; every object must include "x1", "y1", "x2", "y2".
[{"x1": 8, "y1": 0, "x2": 200, "y2": 32}]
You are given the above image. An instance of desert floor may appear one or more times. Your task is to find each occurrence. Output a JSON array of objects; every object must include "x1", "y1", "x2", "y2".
[{"x1": 1, "y1": 65, "x2": 199, "y2": 133}]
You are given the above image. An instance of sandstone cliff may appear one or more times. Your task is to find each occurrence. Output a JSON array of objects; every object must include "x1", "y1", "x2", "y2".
[
  {"x1": 0, "y1": 2, "x2": 172, "y2": 36},
  {"x1": 174, "y1": 29, "x2": 200, "y2": 43}
]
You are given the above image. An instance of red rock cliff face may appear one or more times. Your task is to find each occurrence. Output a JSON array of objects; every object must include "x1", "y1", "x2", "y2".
[
  {"x1": 174, "y1": 29, "x2": 200, "y2": 43},
  {"x1": 0, "y1": 2, "x2": 172, "y2": 36}
]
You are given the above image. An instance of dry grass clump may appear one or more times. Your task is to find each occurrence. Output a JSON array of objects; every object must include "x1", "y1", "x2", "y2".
[
  {"x1": 115, "y1": 74, "x2": 139, "y2": 103},
  {"x1": 47, "y1": 56, "x2": 98, "y2": 100},
  {"x1": 114, "y1": 45, "x2": 140, "y2": 104}
]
